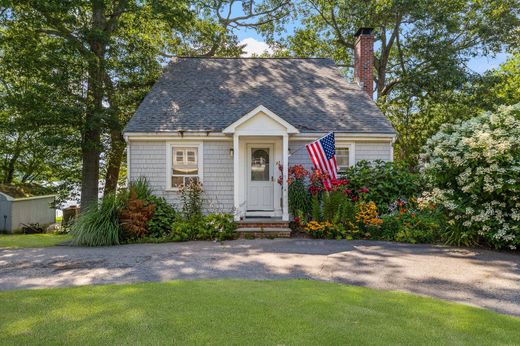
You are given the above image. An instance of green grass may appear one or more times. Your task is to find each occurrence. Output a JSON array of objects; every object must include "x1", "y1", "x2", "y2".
[
  {"x1": 1, "y1": 280, "x2": 518, "y2": 345},
  {"x1": 0, "y1": 233, "x2": 71, "y2": 248}
]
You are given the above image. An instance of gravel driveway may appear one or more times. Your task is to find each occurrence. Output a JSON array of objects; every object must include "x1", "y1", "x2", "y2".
[{"x1": 1, "y1": 239, "x2": 519, "y2": 316}]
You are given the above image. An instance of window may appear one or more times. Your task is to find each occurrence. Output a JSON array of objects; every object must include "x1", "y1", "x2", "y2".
[
  {"x1": 336, "y1": 147, "x2": 350, "y2": 171},
  {"x1": 170, "y1": 146, "x2": 201, "y2": 188}
]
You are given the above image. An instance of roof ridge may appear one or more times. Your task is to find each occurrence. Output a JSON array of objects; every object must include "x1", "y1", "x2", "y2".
[{"x1": 173, "y1": 56, "x2": 333, "y2": 60}]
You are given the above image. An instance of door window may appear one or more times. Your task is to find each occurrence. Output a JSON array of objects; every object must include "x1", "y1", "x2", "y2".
[{"x1": 251, "y1": 148, "x2": 270, "y2": 181}]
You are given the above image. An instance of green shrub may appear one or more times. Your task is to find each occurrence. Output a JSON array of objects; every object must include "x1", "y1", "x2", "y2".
[
  {"x1": 70, "y1": 194, "x2": 123, "y2": 246},
  {"x1": 288, "y1": 180, "x2": 310, "y2": 216},
  {"x1": 169, "y1": 219, "x2": 204, "y2": 242},
  {"x1": 129, "y1": 177, "x2": 153, "y2": 200},
  {"x1": 322, "y1": 190, "x2": 345, "y2": 222},
  {"x1": 332, "y1": 198, "x2": 356, "y2": 225},
  {"x1": 310, "y1": 194, "x2": 322, "y2": 221},
  {"x1": 342, "y1": 160, "x2": 422, "y2": 210},
  {"x1": 167, "y1": 213, "x2": 236, "y2": 242},
  {"x1": 200, "y1": 213, "x2": 236, "y2": 241},
  {"x1": 147, "y1": 195, "x2": 177, "y2": 238},
  {"x1": 379, "y1": 200, "x2": 445, "y2": 244}
]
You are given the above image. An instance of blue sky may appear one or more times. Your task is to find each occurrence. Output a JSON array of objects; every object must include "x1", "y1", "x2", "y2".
[{"x1": 233, "y1": 16, "x2": 509, "y2": 74}]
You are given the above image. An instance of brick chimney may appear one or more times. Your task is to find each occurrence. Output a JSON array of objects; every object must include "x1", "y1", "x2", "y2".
[{"x1": 354, "y1": 28, "x2": 374, "y2": 98}]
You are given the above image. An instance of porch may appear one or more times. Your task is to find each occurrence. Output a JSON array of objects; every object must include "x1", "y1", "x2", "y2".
[{"x1": 223, "y1": 105, "x2": 299, "y2": 222}]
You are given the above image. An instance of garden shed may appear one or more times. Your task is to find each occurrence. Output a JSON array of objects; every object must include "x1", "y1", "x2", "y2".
[{"x1": 0, "y1": 186, "x2": 56, "y2": 233}]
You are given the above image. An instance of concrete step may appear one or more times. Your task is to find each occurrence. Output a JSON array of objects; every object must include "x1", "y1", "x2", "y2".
[{"x1": 235, "y1": 227, "x2": 292, "y2": 239}]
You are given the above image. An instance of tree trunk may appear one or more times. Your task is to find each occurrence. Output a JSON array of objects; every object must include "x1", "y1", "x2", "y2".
[
  {"x1": 79, "y1": 0, "x2": 106, "y2": 211},
  {"x1": 104, "y1": 128, "x2": 126, "y2": 194}
]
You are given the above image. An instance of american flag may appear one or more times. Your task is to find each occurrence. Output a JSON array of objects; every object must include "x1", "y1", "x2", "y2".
[{"x1": 305, "y1": 132, "x2": 338, "y2": 187}]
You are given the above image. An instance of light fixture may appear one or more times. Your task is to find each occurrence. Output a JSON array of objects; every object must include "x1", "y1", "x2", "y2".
[{"x1": 229, "y1": 148, "x2": 234, "y2": 157}]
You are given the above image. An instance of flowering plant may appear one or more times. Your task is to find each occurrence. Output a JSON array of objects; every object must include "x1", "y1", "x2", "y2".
[
  {"x1": 355, "y1": 201, "x2": 384, "y2": 227},
  {"x1": 277, "y1": 164, "x2": 309, "y2": 185},
  {"x1": 420, "y1": 104, "x2": 520, "y2": 250}
]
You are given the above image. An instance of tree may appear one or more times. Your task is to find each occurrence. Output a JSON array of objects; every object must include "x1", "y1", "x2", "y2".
[
  {"x1": 5, "y1": 1, "x2": 193, "y2": 209},
  {"x1": 2, "y1": 0, "x2": 294, "y2": 209},
  {"x1": 0, "y1": 12, "x2": 83, "y2": 192},
  {"x1": 261, "y1": 0, "x2": 519, "y2": 166}
]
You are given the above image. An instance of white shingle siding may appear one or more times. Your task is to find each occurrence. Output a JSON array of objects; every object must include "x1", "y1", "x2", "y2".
[
  {"x1": 289, "y1": 142, "x2": 314, "y2": 171},
  {"x1": 128, "y1": 140, "x2": 234, "y2": 213},
  {"x1": 355, "y1": 141, "x2": 393, "y2": 163},
  {"x1": 202, "y1": 141, "x2": 234, "y2": 213}
]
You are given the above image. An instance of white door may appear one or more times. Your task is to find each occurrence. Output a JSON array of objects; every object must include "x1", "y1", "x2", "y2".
[{"x1": 247, "y1": 145, "x2": 274, "y2": 211}]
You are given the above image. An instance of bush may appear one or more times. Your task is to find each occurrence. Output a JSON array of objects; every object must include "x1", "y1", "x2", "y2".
[
  {"x1": 379, "y1": 199, "x2": 444, "y2": 244},
  {"x1": 200, "y1": 213, "x2": 236, "y2": 241},
  {"x1": 288, "y1": 180, "x2": 310, "y2": 216},
  {"x1": 119, "y1": 188, "x2": 156, "y2": 239},
  {"x1": 147, "y1": 195, "x2": 177, "y2": 238},
  {"x1": 341, "y1": 160, "x2": 422, "y2": 210},
  {"x1": 420, "y1": 104, "x2": 520, "y2": 250},
  {"x1": 169, "y1": 219, "x2": 205, "y2": 242},
  {"x1": 70, "y1": 194, "x2": 123, "y2": 246},
  {"x1": 168, "y1": 213, "x2": 236, "y2": 242}
]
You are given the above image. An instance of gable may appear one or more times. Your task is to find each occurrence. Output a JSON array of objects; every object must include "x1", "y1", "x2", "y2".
[{"x1": 222, "y1": 105, "x2": 299, "y2": 135}]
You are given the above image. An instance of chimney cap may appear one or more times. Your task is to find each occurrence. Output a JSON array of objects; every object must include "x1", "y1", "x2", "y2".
[{"x1": 355, "y1": 28, "x2": 374, "y2": 36}]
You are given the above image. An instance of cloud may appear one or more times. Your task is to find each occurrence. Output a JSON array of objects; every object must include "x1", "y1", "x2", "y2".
[{"x1": 239, "y1": 37, "x2": 273, "y2": 57}]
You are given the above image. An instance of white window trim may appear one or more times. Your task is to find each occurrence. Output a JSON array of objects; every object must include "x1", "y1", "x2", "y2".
[
  {"x1": 166, "y1": 142, "x2": 203, "y2": 191},
  {"x1": 335, "y1": 142, "x2": 355, "y2": 170}
]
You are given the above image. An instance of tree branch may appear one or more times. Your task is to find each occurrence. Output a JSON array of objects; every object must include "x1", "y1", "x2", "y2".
[{"x1": 104, "y1": 0, "x2": 129, "y2": 34}]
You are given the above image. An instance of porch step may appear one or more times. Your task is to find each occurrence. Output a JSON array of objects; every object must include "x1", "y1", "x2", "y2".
[
  {"x1": 235, "y1": 227, "x2": 292, "y2": 239},
  {"x1": 237, "y1": 218, "x2": 290, "y2": 229}
]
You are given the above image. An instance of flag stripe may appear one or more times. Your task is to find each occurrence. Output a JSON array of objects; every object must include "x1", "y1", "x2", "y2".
[
  {"x1": 316, "y1": 141, "x2": 334, "y2": 181},
  {"x1": 306, "y1": 145, "x2": 320, "y2": 170}
]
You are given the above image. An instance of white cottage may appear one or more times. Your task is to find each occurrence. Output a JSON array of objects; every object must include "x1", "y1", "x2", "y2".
[{"x1": 124, "y1": 29, "x2": 395, "y2": 223}]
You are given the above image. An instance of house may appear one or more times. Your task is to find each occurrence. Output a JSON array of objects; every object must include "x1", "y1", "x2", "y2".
[{"x1": 124, "y1": 28, "x2": 395, "y2": 222}]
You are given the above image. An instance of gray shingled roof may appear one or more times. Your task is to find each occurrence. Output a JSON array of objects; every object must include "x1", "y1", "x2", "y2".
[{"x1": 124, "y1": 58, "x2": 395, "y2": 134}]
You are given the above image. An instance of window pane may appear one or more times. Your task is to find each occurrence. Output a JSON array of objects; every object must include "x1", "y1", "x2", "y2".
[
  {"x1": 251, "y1": 148, "x2": 270, "y2": 181},
  {"x1": 186, "y1": 150, "x2": 196, "y2": 163},
  {"x1": 184, "y1": 176, "x2": 199, "y2": 185},
  {"x1": 336, "y1": 147, "x2": 349, "y2": 169},
  {"x1": 175, "y1": 150, "x2": 184, "y2": 164},
  {"x1": 171, "y1": 176, "x2": 184, "y2": 188}
]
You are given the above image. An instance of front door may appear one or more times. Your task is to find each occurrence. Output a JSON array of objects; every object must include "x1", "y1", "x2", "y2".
[{"x1": 247, "y1": 145, "x2": 274, "y2": 211}]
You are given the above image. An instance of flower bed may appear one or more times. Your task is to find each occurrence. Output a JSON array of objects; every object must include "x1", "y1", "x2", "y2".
[
  {"x1": 70, "y1": 178, "x2": 236, "y2": 246},
  {"x1": 283, "y1": 163, "x2": 444, "y2": 244}
]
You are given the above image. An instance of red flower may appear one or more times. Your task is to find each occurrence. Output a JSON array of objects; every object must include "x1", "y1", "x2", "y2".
[
  {"x1": 344, "y1": 189, "x2": 352, "y2": 195},
  {"x1": 351, "y1": 196, "x2": 359, "y2": 202},
  {"x1": 294, "y1": 216, "x2": 301, "y2": 225},
  {"x1": 358, "y1": 187, "x2": 369, "y2": 194},
  {"x1": 309, "y1": 186, "x2": 321, "y2": 195},
  {"x1": 335, "y1": 179, "x2": 349, "y2": 186}
]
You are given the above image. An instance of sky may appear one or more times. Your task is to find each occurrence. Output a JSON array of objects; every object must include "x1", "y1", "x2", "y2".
[{"x1": 234, "y1": 15, "x2": 509, "y2": 74}]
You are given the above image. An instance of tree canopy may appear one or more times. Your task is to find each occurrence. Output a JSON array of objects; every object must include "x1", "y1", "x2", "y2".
[{"x1": 0, "y1": 0, "x2": 518, "y2": 205}]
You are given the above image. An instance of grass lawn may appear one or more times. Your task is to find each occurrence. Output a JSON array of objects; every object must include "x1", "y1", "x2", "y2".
[
  {"x1": 0, "y1": 233, "x2": 71, "y2": 248},
  {"x1": 1, "y1": 280, "x2": 519, "y2": 345}
]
